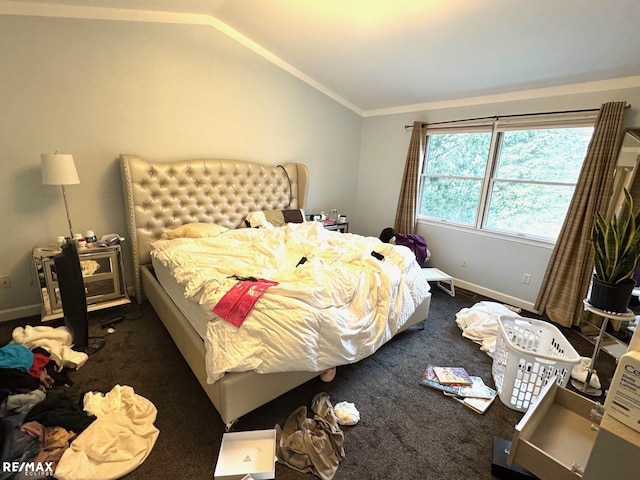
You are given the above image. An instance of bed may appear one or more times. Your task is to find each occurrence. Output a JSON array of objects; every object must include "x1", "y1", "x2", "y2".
[{"x1": 119, "y1": 154, "x2": 432, "y2": 427}]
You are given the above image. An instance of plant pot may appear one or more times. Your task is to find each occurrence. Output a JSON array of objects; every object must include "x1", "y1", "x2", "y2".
[{"x1": 588, "y1": 276, "x2": 636, "y2": 313}]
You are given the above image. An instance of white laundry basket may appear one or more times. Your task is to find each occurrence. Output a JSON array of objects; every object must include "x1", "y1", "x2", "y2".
[{"x1": 492, "y1": 315, "x2": 580, "y2": 412}]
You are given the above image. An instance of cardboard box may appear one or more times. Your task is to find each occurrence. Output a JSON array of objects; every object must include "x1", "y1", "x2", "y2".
[{"x1": 214, "y1": 429, "x2": 276, "y2": 480}]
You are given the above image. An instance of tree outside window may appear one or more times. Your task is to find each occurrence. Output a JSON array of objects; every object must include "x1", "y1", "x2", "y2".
[{"x1": 419, "y1": 123, "x2": 593, "y2": 241}]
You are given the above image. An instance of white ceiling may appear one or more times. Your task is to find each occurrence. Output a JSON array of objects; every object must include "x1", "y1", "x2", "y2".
[{"x1": 5, "y1": 0, "x2": 640, "y2": 115}]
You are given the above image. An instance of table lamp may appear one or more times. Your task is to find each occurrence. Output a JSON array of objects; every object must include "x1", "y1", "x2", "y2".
[{"x1": 41, "y1": 153, "x2": 80, "y2": 239}]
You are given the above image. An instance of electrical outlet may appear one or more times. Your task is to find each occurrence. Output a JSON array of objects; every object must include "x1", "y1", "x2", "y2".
[
  {"x1": 461, "y1": 257, "x2": 469, "y2": 268},
  {"x1": 0, "y1": 275, "x2": 11, "y2": 288},
  {"x1": 522, "y1": 273, "x2": 531, "y2": 285}
]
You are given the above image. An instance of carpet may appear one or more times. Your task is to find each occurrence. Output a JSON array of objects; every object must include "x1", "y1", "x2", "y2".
[{"x1": 0, "y1": 288, "x2": 619, "y2": 479}]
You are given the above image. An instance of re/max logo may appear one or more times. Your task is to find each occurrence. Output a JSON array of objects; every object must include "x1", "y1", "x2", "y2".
[
  {"x1": 1, "y1": 462, "x2": 54, "y2": 475},
  {"x1": 624, "y1": 364, "x2": 640, "y2": 376}
]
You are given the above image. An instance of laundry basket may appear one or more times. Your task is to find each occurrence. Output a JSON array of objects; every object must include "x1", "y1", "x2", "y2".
[{"x1": 492, "y1": 315, "x2": 580, "y2": 412}]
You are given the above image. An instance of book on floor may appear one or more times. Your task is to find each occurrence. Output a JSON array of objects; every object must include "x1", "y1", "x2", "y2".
[
  {"x1": 453, "y1": 394, "x2": 496, "y2": 414},
  {"x1": 420, "y1": 365, "x2": 498, "y2": 414},
  {"x1": 455, "y1": 376, "x2": 498, "y2": 399},
  {"x1": 419, "y1": 365, "x2": 465, "y2": 395},
  {"x1": 444, "y1": 377, "x2": 497, "y2": 414},
  {"x1": 433, "y1": 366, "x2": 473, "y2": 386}
]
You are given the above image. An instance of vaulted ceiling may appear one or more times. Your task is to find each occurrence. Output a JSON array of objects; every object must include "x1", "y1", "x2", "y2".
[{"x1": 5, "y1": 0, "x2": 640, "y2": 115}]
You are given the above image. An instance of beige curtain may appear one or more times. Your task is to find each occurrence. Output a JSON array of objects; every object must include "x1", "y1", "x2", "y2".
[
  {"x1": 394, "y1": 121, "x2": 428, "y2": 234},
  {"x1": 534, "y1": 102, "x2": 627, "y2": 327}
]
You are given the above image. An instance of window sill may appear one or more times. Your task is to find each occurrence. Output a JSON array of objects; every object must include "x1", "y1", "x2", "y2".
[{"x1": 417, "y1": 218, "x2": 556, "y2": 249}]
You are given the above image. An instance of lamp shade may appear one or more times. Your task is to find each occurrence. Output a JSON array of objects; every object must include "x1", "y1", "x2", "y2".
[{"x1": 41, "y1": 154, "x2": 80, "y2": 185}]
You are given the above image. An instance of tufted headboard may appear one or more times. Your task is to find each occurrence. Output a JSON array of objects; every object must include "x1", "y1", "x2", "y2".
[{"x1": 119, "y1": 154, "x2": 309, "y2": 302}]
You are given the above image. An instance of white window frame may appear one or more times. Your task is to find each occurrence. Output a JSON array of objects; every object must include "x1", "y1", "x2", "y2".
[{"x1": 417, "y1": 111, "x2": 597, "y2": 242}]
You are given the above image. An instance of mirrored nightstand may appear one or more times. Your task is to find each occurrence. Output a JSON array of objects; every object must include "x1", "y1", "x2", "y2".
[{"x1": 33, "y1": 243, "x2": 130, "y2": 322}]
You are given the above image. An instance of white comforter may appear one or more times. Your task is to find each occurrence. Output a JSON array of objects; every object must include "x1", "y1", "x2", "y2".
[{"x1": 151, "y1": 222, "x2": 430, "y2": 383}]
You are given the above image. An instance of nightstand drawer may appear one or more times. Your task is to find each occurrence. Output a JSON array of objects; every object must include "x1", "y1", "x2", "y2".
[
  {"x1": 508, "y1": 373, "x2": 640, "y2": 480},
  {"x1": 508, "y1": 381, "x2": 600, "y2": 480}
]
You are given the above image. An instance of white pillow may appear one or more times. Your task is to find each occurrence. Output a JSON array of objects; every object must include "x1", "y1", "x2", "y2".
[
  {"x1": 244, "y1": 211, "x2": 274, "y2": 229},
  {"x1": 244, "y1": 209, "x2": 305, "y2": 228}
]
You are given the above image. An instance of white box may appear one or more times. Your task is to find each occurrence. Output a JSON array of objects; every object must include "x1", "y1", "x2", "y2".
[
  {"x1": 214, "y1": 429, "x2": 276, "y2": 480},
  {"x1": 604, "y1": 350, "x2": 640, "y2": 433}
]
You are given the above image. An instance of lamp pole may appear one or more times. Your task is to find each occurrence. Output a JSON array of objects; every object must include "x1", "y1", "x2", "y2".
[{"x1": 61, "y1": 184, "x2": 74, "y2": 239}]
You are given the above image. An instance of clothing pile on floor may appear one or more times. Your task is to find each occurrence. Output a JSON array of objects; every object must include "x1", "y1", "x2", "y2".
[
  {"x1": 276, "y1": 392, "x2": 345, "y2": 480},
  {"x1": 1, "y1": 325, "x2": 159, "y2": 480},
  {"x1": 454, "y1": 300, "x2": 514, "y2": 357}
]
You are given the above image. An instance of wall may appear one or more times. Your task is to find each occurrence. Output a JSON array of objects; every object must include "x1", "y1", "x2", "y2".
[
  {"x1": 3, "y1": 12, "x2": 640, "y2": 321},
  {"x1": 357, "y1": 89, "x2": 640, "y2": 311},
  {"x1": 0, "y1": 14, "x2": 362, "y2": 320}
]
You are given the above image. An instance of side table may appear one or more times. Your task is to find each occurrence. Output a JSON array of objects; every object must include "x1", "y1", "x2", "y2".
[
  {"x1": 323, "y1": 222, "x2": 349, "y2": 233},
  {"x1": 571, "y1": 299, "x2": 635, "y2": 396},
  {"x1": 33, "y1": 243, "x2": 130, "y2": 322}
]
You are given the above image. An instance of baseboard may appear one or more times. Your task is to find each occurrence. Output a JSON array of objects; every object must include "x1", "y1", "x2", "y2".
[
  {"x1": 453, "y1": 279, "x2": 538, "y2": 315},
  {"x1": 0, "y1": 303, "x2": 41, "y2": 323}
]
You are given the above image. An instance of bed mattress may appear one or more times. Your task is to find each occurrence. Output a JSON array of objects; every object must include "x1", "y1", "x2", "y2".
[{"x1": 152, "y1": 255, "x2": 211, "y2": 340}]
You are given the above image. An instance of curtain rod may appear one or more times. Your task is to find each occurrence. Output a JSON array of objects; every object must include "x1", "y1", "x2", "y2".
[{"x1": 403, "y1": 104, "x2": 631, "y2": 129}]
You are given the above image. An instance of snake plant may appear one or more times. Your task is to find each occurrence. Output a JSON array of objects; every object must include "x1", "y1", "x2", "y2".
[{"x1": 592, "y1": 188, "x2": 640, "y2": 284}]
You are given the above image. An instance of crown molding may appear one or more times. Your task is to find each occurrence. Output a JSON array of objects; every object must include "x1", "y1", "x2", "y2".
[{"x1": 363, "y1": 76, "x2": 640, "y2": 117}]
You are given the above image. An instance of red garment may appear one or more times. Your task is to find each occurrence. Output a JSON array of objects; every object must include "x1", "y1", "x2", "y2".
[
  {"x1": 213, "y1": 279, "x2": 279, "y2": 327},
  {"x1": 29, "y1": 353, "x2": 51, "y2": 379}
]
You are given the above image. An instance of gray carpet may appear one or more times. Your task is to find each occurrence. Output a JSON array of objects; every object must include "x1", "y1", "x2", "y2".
[{"x1": 0, "y1": 288, "x2": 619, "y2": 479}]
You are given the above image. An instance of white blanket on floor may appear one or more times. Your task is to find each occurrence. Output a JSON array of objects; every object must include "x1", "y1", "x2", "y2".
[
  {"x1": 12, "y1": 325, "x2": 88, "y2": 370},
  {"x1": 455, "y1": 301, "x2": 521, "y2": 357},
  {"x1": 54, "y1": 385, "x2": 159, "y2": 480}
]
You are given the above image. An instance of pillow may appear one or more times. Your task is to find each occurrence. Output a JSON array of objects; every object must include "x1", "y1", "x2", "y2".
[
  {"x1": 161, "y1": 223, "x2": 229, "y2": 239},
  {"x1": 243, "y1": 211, "x2": 273, "y2": 229},
  {"x1": 244, "y1": 209, "x2": 305, "y2": 228}
]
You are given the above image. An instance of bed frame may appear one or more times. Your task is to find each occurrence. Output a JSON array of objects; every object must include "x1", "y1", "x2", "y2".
[{"x1": 120, "y1": 154, "x2": 431, "y2": 427}]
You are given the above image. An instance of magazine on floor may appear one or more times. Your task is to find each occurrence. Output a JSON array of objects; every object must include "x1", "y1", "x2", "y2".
[
  {"x1": 420, "y1": 365, "x2": 465, "y2": 394},
  {"x1": 420, "y1": 365, "x2": 497, "y2": 414},
  {"x1": 432, "y1": 366, "x2": 473, "y2": 386}
]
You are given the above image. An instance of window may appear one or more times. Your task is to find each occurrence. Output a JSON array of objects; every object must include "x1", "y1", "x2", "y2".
[{"x1": 418, "y1": 113, "x2": 595, "y2": 241}]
